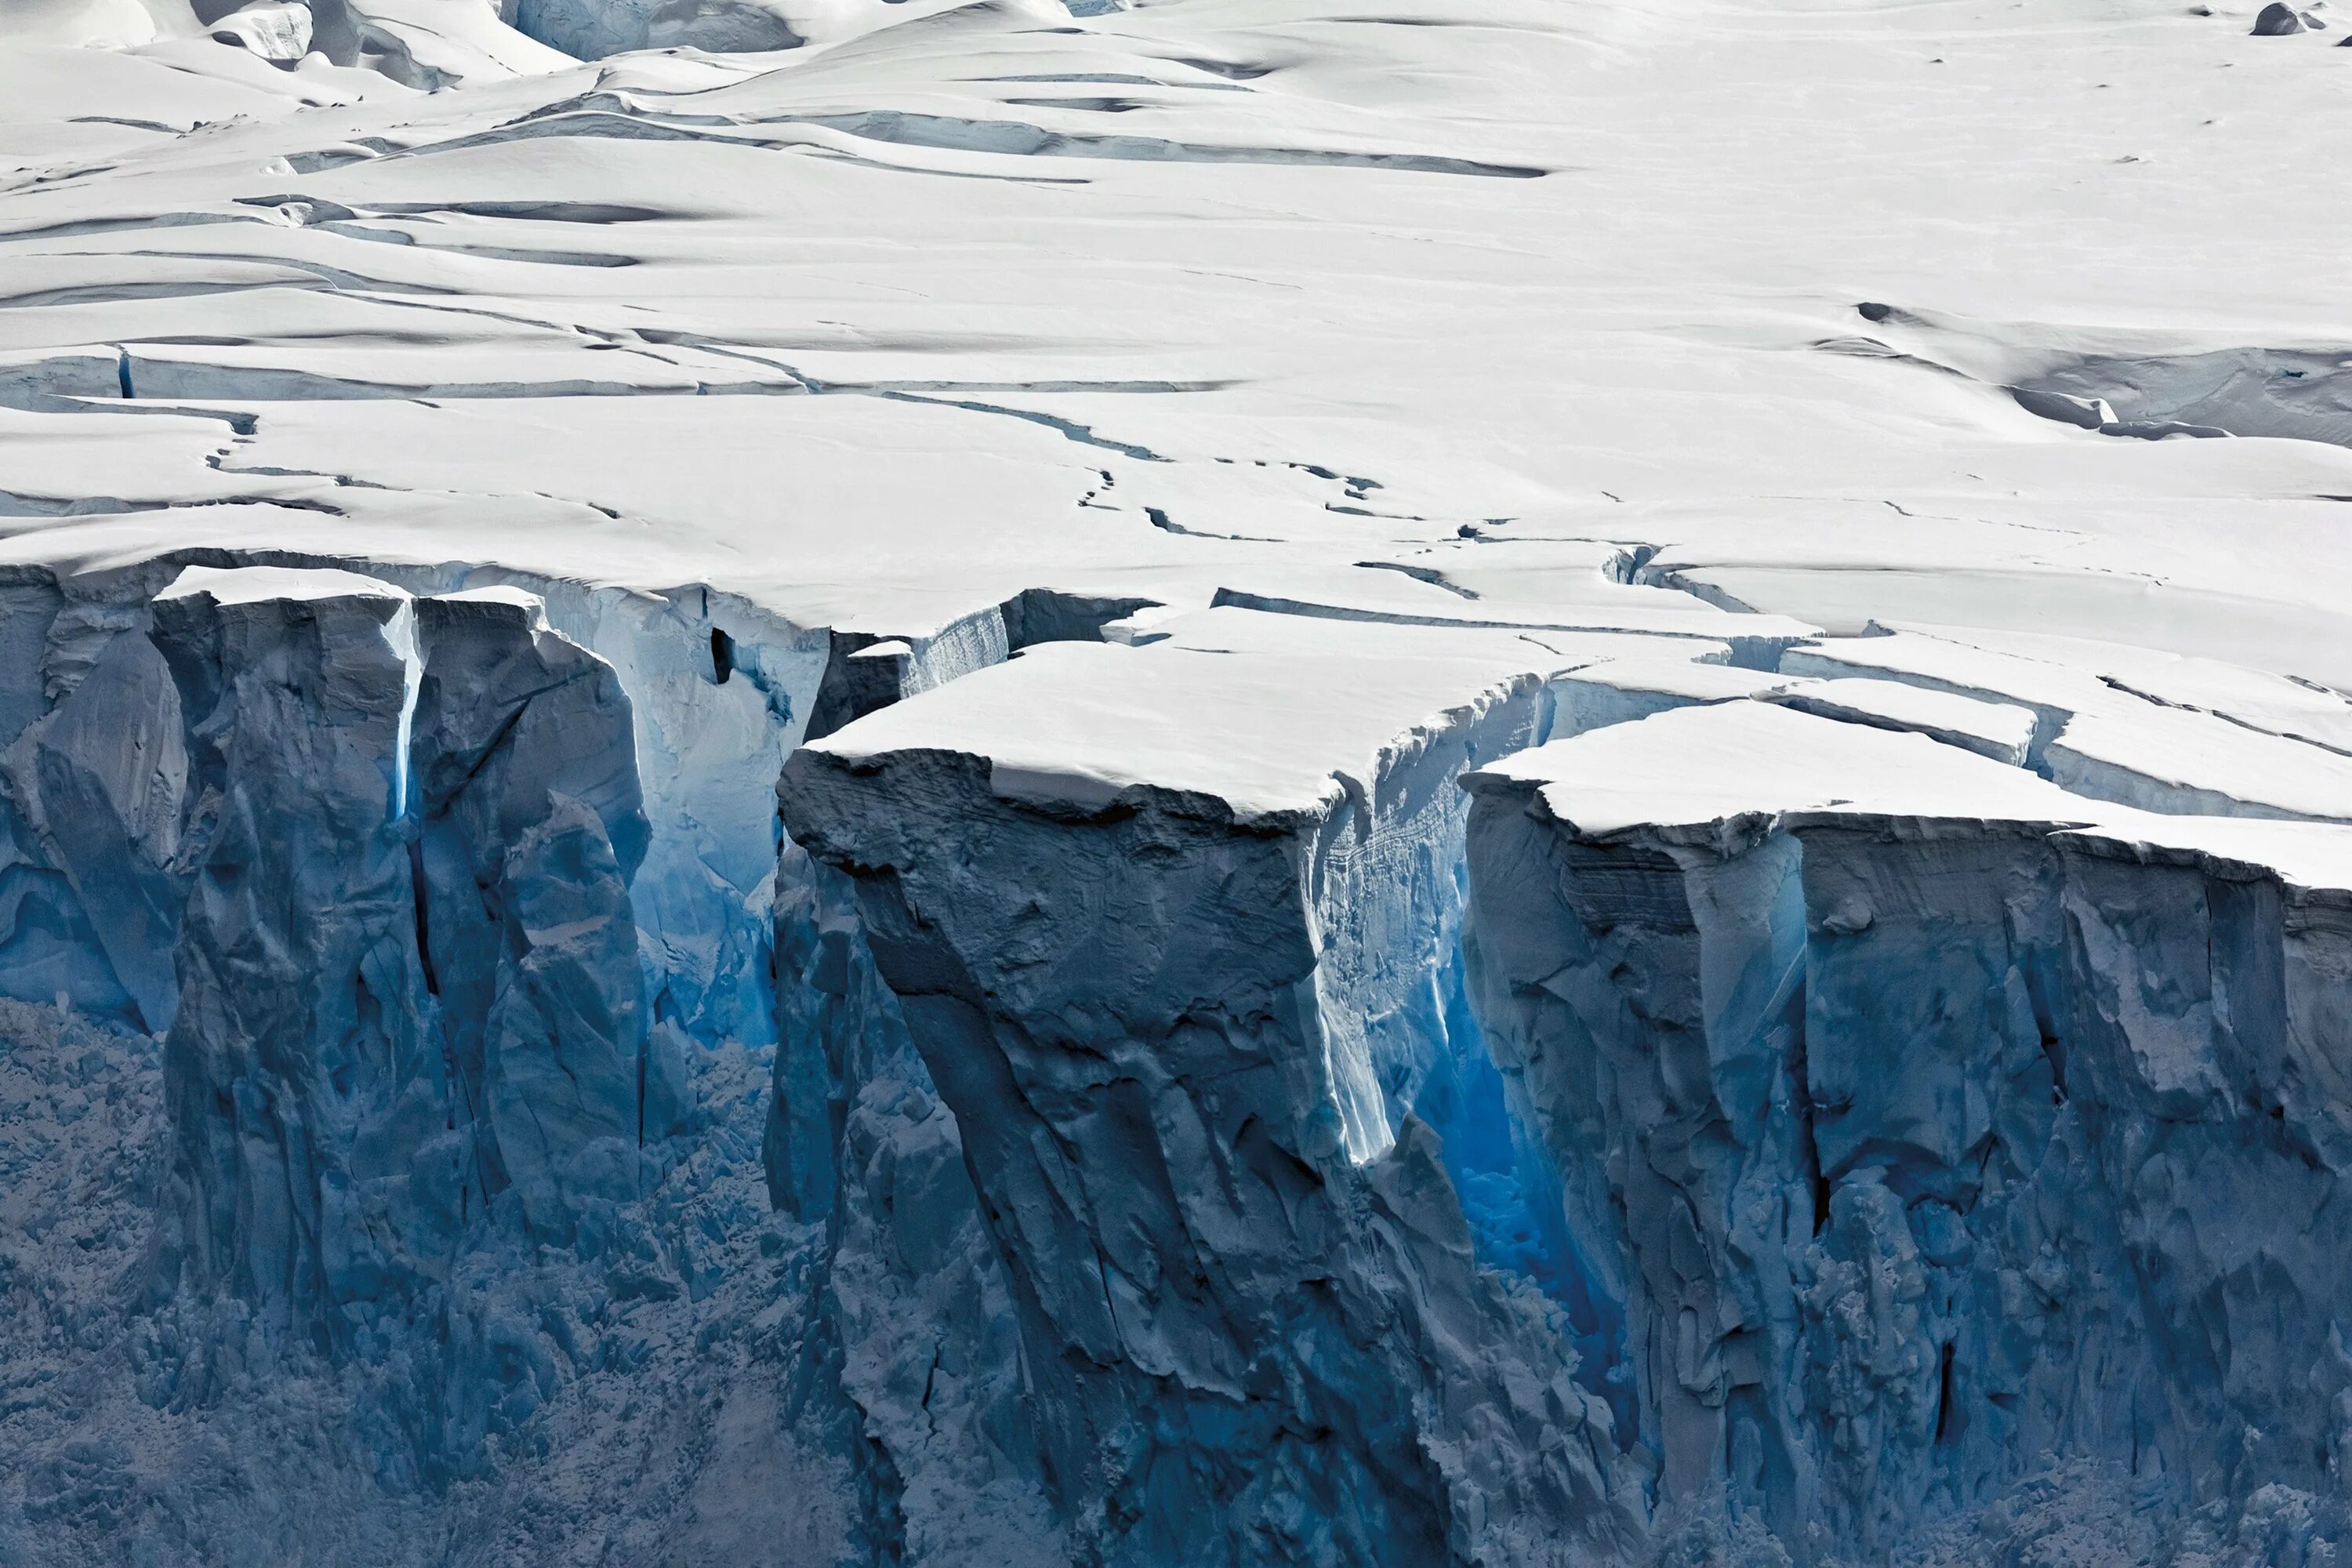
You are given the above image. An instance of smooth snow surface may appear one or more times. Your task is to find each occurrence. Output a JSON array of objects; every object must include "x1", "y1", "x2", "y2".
[
  {"x1": 813, "y1": 612, "x2": 1566, "y2": 821},
  {"x1": 1762, "y1": 677, "x2": 2038, "y2": 766},
  {"x1": 7, "y1": 0, "x2": 2352, "y2": 1562},
  {"x1": 157, "y1": 561, "x2": 407, "y2": 604},
  {"x1": 1478, "y1": 700, "x2": 2101, "y2": 844}
]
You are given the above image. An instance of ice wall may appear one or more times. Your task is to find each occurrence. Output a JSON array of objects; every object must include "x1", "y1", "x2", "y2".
[
  {"x1": 148, "y1": 569, "x2": 437, "y2": 1321},
  {"x1": 409, "y1": 587, "x2": 666, "y2": 1246},
  {"x1": 0, "y1": 555, "x2": 1189, "y2": 1561},
  {"x1": 0, "y1": 560, "x2": 824, "y2": 1066},
  {"x1": 0, "y1": 575, "x2": 174, "y2": 1029},
  {"x1": 7, "y1": 563, "x2": 893, "y2": 1557},
  {"x1": 11, "y1": 551, "x2": 2352, "y2": 1564},
  {"x1": 470, "y1": 575, "x2": 823, "y2": 1059},
  {"x1": 779, "y1": 668, "x2": 1644, "y2": 1567},
  {"x1": 768, "y1": 840, "x2": 1062, "y2": 1564},
  {"x1": 0, "y1": 609, "x2": 187, "y2": 1032},
  {"x1": 2053, "y1": 828, "x2": 2352, "y2": 1497},
  {"x1": 144, "y1": 569, "x2": 688, "y2": 1325},
  {"x1": 1461, "y1": 711, "x2": 2352, "y2": 1552}
]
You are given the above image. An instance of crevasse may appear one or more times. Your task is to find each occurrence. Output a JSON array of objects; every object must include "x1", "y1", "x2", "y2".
[{"x1": 383, "y1": 596, "x2": 421, "y2": 821}]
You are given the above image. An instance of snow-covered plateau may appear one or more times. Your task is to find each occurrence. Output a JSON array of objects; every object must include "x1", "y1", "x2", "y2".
[{"x1": 3, "y1": 0, "x2": 2352, "y2": 1563}]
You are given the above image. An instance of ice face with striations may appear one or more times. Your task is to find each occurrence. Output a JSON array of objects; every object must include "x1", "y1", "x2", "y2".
[
  {"x1": 13, "y1": 563, "x2": 2352, "y2": 1564},
  {"x1": 149, "y1": 565, "x2": 443, "y2": 1318},
  {"x1": 1462, "y1": 699, "x2": 2352, "y2": 1552},
  {"x1": 144, "y1": 568, "x2": 684, "y2": 1319},
  {"x1": 779, "y1": 622, "x2": 1650, "y2": 1566},
  {"x1": 11, "y1": 0, "x2": 2352, "y2": 1561}
]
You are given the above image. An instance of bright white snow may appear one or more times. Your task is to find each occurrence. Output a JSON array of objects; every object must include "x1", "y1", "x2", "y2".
[{"x1": 5, "y1": 0, "x2": 2352, "y2": 1561}]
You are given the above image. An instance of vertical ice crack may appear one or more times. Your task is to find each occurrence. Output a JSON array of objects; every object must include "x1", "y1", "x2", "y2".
[{"x1": 383, "y1": 597, "x2": 422, "y2": 818}]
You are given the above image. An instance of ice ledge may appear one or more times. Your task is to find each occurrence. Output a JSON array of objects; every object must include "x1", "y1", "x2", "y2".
[
  {"x1": 779, "y1": 627, "x2": 1643, "y2": 1563},
  {"x1": 2053, "y1": 816, "x2": 2352, "y2": 909},
  {"x1": 1465, "y1": 700, "x2": 2103, "y2": 851},
  {"x1": 802, "y1": 612, "x2": 1567, "y2": 825},
  {"x1": 158, "y1": 562, "x2": 408, "y2": 607},
  {"x1": 1468, "y1": 698, "x2": 2352, "y2": 902}
]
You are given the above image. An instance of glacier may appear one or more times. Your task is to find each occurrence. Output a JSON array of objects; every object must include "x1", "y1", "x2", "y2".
[{"x1": 5, "y1": 0, "x2": 2352, "y2": 1563}]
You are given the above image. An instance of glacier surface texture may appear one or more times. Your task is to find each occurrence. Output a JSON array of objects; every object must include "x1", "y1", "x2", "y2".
[{"x1": 2, "y1": 0, "x2": 2352, "y2": 1563}]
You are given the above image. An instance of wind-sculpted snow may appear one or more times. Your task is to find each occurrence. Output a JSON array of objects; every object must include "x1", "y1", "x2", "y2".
[{"x1": 1837, "y1": 303, "x2": 2352, "y2": 452}]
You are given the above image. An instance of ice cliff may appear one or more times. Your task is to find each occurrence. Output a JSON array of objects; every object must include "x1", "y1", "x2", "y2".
[
  {"x1": 779, "y1": 631, "x2": 1644, "y2": 1566},
  {"x1": 10, "y1": 566, "x2": 2352, "y2": 1565},
  {"x1": 1462, "y1": 701, "x2": 2352, "y2": 1556},
  {"x1": 8, "y1": 0, "x2": 2352, "y2": 1560}
]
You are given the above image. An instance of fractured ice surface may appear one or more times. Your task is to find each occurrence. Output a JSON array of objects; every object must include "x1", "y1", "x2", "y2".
[{"x1": 5, "y1": 0, "x2": 2352, "y2": 1560}]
